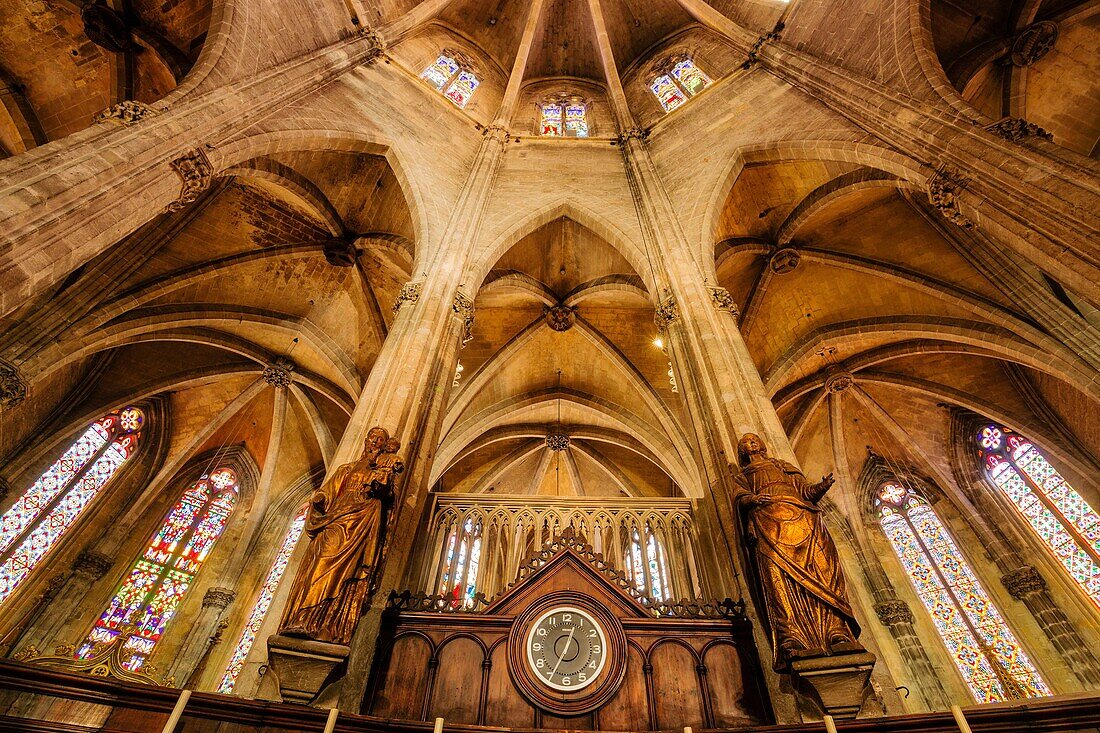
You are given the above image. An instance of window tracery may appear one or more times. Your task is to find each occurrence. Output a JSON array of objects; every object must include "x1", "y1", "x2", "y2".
[
  {"x1": 420, "y1": 51, "x2": 480, "y2": 109},
  {"x1": 0, "y1": 407, "x2": 144, "y2": 605},
  {"x1": 977, "y1": 425, "x2": 1100, "y2": 607},
  {"x1": 437, "y1": 518, "x2": 482, "y2": 608},
  {"x1": 625, "y1": 526, "x2": 671, "y2": 601},
  {"x1": 539, "y1": 97, "x2": 589, "y2": 137},
  {"x1": 648, "y1": 56, "x2": 711, "y2": 112},
  {"x1": 876, "y1": 481, "x2": 1049, "y2": 702},
  {"x1": 218, "y1": 505, "x2": 307, "y2": 693},
  {"x1": 77, "y1": 467, "x2": 239, "y2": 670}
]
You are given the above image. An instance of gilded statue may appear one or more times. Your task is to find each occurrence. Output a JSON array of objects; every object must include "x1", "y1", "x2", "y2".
[
  {"x1": 280, "y1": 426, "x2": 404, "y2": 645},
  {"x1": 733, "y1": 433, "x2": 861, "y2": 671}
]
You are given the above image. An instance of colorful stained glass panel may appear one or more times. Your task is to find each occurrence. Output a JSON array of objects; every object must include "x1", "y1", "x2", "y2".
[
  {"x1": 541, "y1": 104, "x2": 563, "y2": 136},
  {"x1": 565, "y1": 104, "x2": 588, "y2": 137},
  {"x1": 670, "y1": 59, "x2": 711, "y2": 95},
  {"x1": 421, "y1": 54, "x2": 459, "y2": 90},
  {"x1": 650, "y1": 74, "x2": 686, "y2": 112},
  {"x1": 444, "y1": 71, "x2": 479, "y2": 108}
]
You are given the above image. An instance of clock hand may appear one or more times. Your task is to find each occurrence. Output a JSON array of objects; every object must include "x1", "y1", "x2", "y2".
[{"x1": 551, "y1": 626, "x2": 576, "y2": 677}]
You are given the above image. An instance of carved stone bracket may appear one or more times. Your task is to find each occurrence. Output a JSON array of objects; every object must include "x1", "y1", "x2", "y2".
[
  {"x1": 987, "y1": 117, "x2": 1054, "y2": 143},
  {"x1": 824, "y1": 371, "x2": 854, "y2": 394},
  {"x1": 708, "y1": 286, "x2": 739, "y2": 316},
  {"x1": 261, "y1": 357, "x2": 295, "y2": 389},
  {"x1": 654, "y1": 294, "x2": 679, "y2": 332},
  {"x1": 769, "y1": 247, "x2": 800, "y2": 274},
  {"x1": 165, "y1": 148, "x2": 214, "y2": 214},
  {"x1": 545, "y1": 433, "x2": 571, "y2": 451},
  {"x1": 927, "y1": 167, "x2": 973, "y2": 229},
  {"x1": 358, "y1": 25, "x2": 386, "y2": 66},
  {"x1": 0, "y1": 360, "x2": 27, "y2": 408},
  {"x1": 613, "y1": 127, "x2": 649, "y2": 146},
  {"x1": 95, "y1": 100, "x2": 157, "y2": 125},
  {"x1": 743, "y1": 25, "x2": 783, "y2": 69},
  {"x1": 71, "y1": 550, "x2": 113, "y2": 580},
  {"x1": 392, "y1": 280, "x2": 423, "y2": 315},
  {"x1": 480, "y1": 124, "x2": 514, "y2": 147},
  {"x1": 202, "y1": 586, "x2": 236, "y2": 609},
  {"x1": 0, "y1": 477, "x2": 9, "y2": 503},
  {"x1": 873, "y1": 599, "x2": 913, "y2": 626},
  {"x1": 545, "y1": 304, "x2": 576, "y2": 332},
  {"x1": 1001, "y1": 565, "x2": 1047, "y2": 599},
  {"x1": 452, "y1": 291, "x2": 475, "y2": 345},
  {"x1": 1010, "y1": 21, "x2": 1058, "y2": 67}
]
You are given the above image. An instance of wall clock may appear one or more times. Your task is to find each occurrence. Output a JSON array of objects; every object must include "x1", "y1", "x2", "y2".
[{"x1": 508, "y1": 592, "x2": 627, "y2": 715}]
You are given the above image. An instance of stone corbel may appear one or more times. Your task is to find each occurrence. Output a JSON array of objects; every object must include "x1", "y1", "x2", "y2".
[
  {"x1": 261, "y1": 358, "x2": 295, "y2": 389},
  {"x1": 613, "y1": 127, "x2": 649, "y2": 147},
  {"x1": 872, "y1": 598, "x2": 914, "y2": 626},
  {"x1": 95, "y1": 100, "x2": 157, "y2": 126},
  {"x1": 452, "y1": 291, "x2": 475, "y2": 345},
  {"x1": 986, "y1": 117, "x2": 1053, "y2": 143},
  {"x1": 480, "y1": 124, "x2": 514, "y2": 147},
  {"x1": 708, "y1": 286, "x2": 739, "y2": 316},
  {"x1": 0, "y1": 360, "x2": 27, "y2": 408},
  {"x1": 1008, "y1": 21, "x2": 1058, "y2": 67},
  {"x1": 165, "y1": 148, "x2": 215, "y2": 214},
  {"x1": 653, "y1": 293, "x2": 680, "y2": 332},
  {"x1": 926, "y1": 166, "x2": 974, "y2": 229},
  {"x1": 743, "y1": 24, "x2": 784, "y2": 69},
  {"x1": 71, "y1": 549, "x2": 113, "y2": 580},
  {"x1": 357, "y1": 25, "x2": 386, "y2": 66},
  {"x1": 1001, "y1": 565, "x2": 1047, "y2": 600},
  {"x1": 391, "y1": 281, "x2": 423, "y2": 315}
]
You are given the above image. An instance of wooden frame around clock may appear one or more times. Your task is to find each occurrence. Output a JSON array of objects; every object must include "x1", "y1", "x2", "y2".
[{"x1": 507, "y1": 591, "x2": 628, "y2": 715}]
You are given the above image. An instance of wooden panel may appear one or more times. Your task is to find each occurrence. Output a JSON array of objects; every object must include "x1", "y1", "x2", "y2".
[
  {"x1": 540, "y1": 711, "x2": 594, "y2": 730},
  {"x1": 428, "y1": 637, "x2": 484, "y2": 725},
  {"x1": 704, "y1": 642, "x2": 757, "y2": 727},
  {"x1": 595, "y1": 645, "x2": 649, "y2": 731},
  {"x1": 650, "y1": 641, "x2": 705, "y2": 731},
  {"x1": 485, "y1": 643, "x2": 534, "y2": 728},
  {"x1": 372, "y1": 634, "x2": 432, "y2": 720}
]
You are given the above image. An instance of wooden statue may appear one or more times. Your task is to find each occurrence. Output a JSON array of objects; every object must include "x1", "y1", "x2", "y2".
[
  {"x1": 279, "y1": 426, "x2": 404, "y2": 644},
  {"x1": 733, "y1": 433, "x2": 861, "y2": 671}
]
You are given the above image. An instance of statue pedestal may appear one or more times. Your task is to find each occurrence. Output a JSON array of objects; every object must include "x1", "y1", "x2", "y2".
[
  {"x1": 266, "y1": 635, "x2": 349, "y2": 705},
  {"x1": 790, "y1": 649, "x2": 876, "y2": 719}
]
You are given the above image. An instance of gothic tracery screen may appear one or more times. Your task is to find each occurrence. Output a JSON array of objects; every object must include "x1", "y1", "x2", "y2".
[
  {"x1": 218, "y1": 505, "x2": 307, "y2": 693},
  {"x1": 0, "y1": 407, "x2": 144, "y2": 605},
  {"x1": 877, "y1": 482, "x2": 1049, "y2": 703},
  {"x1": 977, "y1": 425, "x2": 1100, "y2": 607},
  {"x1": 78, "y1": 467, "x2": 239, "y2": 670}
]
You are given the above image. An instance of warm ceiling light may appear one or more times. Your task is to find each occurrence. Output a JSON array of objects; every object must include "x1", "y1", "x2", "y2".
[{"x1": 653, "y1": 336, "x2": 664, "y2": 349}]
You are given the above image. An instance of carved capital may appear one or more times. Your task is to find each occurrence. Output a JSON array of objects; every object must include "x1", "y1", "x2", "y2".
[
  {"x1": 927, "y1": 167, "x2": 973, "y2": 229},
  {"x1": 261, "y1": 357, "x2": 295, "y2": 389},
  {"x1": 873, "y1": 599, "x2": 913, "y2": 626},
  {"x1": 392, "y1": 280, "x2": 423, "y2": 315},
  {"x1": 545, "y1": 304, "x2": 576, "y2": 332},
  {"x1": 708, "y1": 286, "x2": 739, "y2": 316},
  {"x1": 742, "y1": 27, "x2": 782, "y2": 69},
  {"x1": 72, "y1": 550, "x2": 113, "y2": 579},
  {"x1": 769, "y1": 248, "x2": 800, "y2": 274},
  {"x1": 986, "y1": 117, "x2": 1053, "y2": 143},
  {"x1": 824, "y1": 371, "x2": 853, "y2": 394},
  {"x1": 165, "y1": 149, "x2": 214, "y2": 214},
  {"x1": 95, "y1": 100, "x2": 156, "y2": 125},
  {"x1": 614, "y1": 127, "x2": 649, "y2": 146},
  {"x1": 654, "y1": 294, "x2": 680, "y2": 332},
  {"x1": 322, "y1": 236, "x2": 357, "y2": 267},
  {"x1": 1001, "y1": 565, "x2": 1047, "y2": 599},
  {"x1": 452, "y1": 291, "x2": 475, "y2": 345},
  {"x1": 1010, "y1": 21, "x2": 1058, "y2": 67},
  {"x1": 358, "y1": 26, "x2": 386, "y2": 65},
  {"x1": 481, "y1": 124, "x2": 513, "y2": 147},
  {"x1": 202, "y1": 586, "x2": 236, "y2": 609},
  {"x1": 0, "y1": 360, "x2": 27, "y2": 408},
  {"x1": 545, "y1": 433, "x2": 571, "y2": 451}
]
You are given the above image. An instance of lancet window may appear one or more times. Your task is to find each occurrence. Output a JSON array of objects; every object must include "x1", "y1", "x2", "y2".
[
  {"x1": 977, "y1": 425, "x2": 1100, "y2": 607},
  {"x1": 649, "y1": 56, "x2": 711, "y2": 112},
  {"x1": 437, "y1": 518, "x2": 483, "y2": 608},
  {"x1": 876, "y1": 482, "x2": 1049, "y2": 702},
  {"x1": 420, "y1": 51, "x2": 480, "y2": 109},
  {"x1": 625, "y1": 526, "x2": 672, "y2": 601},
  {"x1": 539, "y1": 98, "x2": 589, "y2": 137},
  {"x1": 77, "y1": 467, "x2": 239, "y2": 670},
  {"x1": 0, "y1": 407, "x2": 144, "y2": 605},
  {"x1": 218, "y1": 505, "x2": 307, "y2": 693}
]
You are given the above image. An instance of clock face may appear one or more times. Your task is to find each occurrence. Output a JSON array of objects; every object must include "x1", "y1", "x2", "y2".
[{"x1": 525, "y1": 606, "x2": 607, "y2": 691}]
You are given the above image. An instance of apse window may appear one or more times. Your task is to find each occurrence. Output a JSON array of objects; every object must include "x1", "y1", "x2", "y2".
[
  {"x1": 420, "y1": 51, "x2": 480, "y2": 109},
  {"x1": 540, "y1": 99, "x2": 589, "y2": 137},
  {"x1": 649, "y1": 56, "x2": 711, "y2": 112}
]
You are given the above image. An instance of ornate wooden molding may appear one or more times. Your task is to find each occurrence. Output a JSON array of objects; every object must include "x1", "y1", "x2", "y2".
[
  {"x1": 14, "y1": 628, "x2": 173, "y2": 687},
  {"x1": 385, "y1": 589, "x2": 490, "y2": 613}
]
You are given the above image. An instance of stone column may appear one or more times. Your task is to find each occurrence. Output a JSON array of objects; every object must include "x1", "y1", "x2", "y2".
[
  {"x1": 9, "y1": 549, "x2": 113, "y2": 654},
  {"x1": 166, "y1": 586, "x2": 236, "y2": 685}
]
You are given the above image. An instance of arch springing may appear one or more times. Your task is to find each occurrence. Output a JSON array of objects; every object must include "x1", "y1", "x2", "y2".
[
  {"x1": 977, "y1": 425, "x2": 1100, "y2": 608},
  {"x1": 0, "y1": 407, "x2": 144, "y2": 605},
  {"x1": 876, "y1": 482, "x2": 1049, "y2": 702},
  {"x1": 77, "y1": 468, "x2": 239, "y2": 670},
  {"x1": 420, "y1": 51, "x2": 480, "y2": 109},
  {"x1": 218, "y1": 505, "x2": 308, "y2": 693},
  {"x1": 649, "y1": 57, "x2": 711, "y2": 113}
]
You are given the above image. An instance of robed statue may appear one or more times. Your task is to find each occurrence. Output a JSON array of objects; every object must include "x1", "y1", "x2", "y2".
[
  {"x1": 280, "y1": 426, "x2": 404, "y2": 645},
  {"x1": 733, "y1": 433, "x2": 861, "y2": 671}
]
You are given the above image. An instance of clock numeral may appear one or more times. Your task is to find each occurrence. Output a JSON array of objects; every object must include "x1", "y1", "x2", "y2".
[
  {"x1": 545, "y1": 669, "x2": 553, "y2": 678},
  {"x1": 536, "y1": 659, "x2": 545, "y2": 668},
  {"x1": 587, "y1": 629, "x2": 597, "y2": 638},
  {"x1": 562, "y1": 613, "x2": 572, "y2": 622},
  {"x1": 561, "y1": 677, "x2": 571, "y2": 686},
  {"x1": 533, "y1": 643, "x2": 542, "y2": 652},
  {"x1": 592, "y1": 645, "x2": 601, "y2": 654},
  {"x1": 589, "y1": 660, "x2": 598, "y2": 669},
  {"x1": 537, "y1": 628, "x2": 547, "y2": 636},
  {"x1": 578, "y1": 673, "x2": 587, "y2": 682}
]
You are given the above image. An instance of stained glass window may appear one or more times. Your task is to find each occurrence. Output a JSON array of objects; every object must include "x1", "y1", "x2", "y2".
[
  {"x1": 540, "y1": 104, "x2": 563, "y2": 136},
  {"x1": 444, "y1": 71, "x2": 479, "y2": 108},
  {"x1": 78, "y1": 468, "x2": 239, "y2": 670},
  {"x1": 626, "y1": 527, "x2": 671, "y2": 601},
  {"x1": 0, "y1": 408, "x2": 144, "y2": 605},
  {"x1": 437, "y1": 519, "x2": 482, "y2": 608},
  {"x1": 421, "y1": 52, "x2": 480, "y2": 108},
  {"x1": 977, "y1": 425, "x2": 1100, "y2": 607},
  {"x1": 650, "y1": 57, "x2": 711, "y2": 113},
  {"x1": 218, "y1": 506, "x2": 307, "y2": 693},
  {"x1": 565, "y1": 104, "x2": 589, "y2": 137},
  {"x1": 877, "y1": 482, "x2": 1049, "y2": 702},
  {"x1": 420, "y1": 53, "x2": 460, "y2": 90}
]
